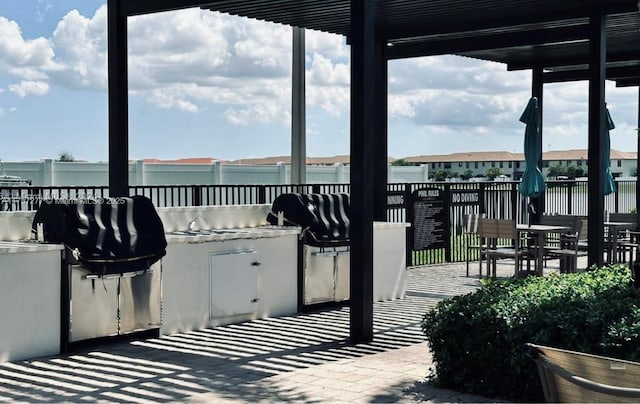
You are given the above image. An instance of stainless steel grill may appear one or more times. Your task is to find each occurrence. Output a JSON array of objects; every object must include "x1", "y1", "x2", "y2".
[
  {"x1": 268, "y1": 193, "x2": 350, "y2": 310},
  {"x1": 33, "y1": 196, "x2": 166, "y2": 349}
]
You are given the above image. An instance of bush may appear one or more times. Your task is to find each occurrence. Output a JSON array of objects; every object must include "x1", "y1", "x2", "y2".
[{"x1": 421, "y1": 265, "x2": 640, "y2": 401}]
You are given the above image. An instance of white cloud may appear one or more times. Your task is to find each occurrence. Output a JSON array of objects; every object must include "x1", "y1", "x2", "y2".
[
  {"x1": 35, "y1": 0, "x2": 54, "y2": 23},
  {"x1": 386, "y1": 55, "x2": 537, "y2": 140},
  {"x1": 9, "y1": 80, "x2": 50, "y2": 97},
  {"x1": 305, "y1": 30, "x2": 348, "y2": 60},
  {"x1": 0, "y1": 107, "x2": 4, "y2": 116},
  {"x1": 306, "y1": 54, "x2": 350, "y2": 116},
  {"x1": 0, "y1": 16, "x2": 57, "y2": 80},
  {"x1": 48, "y1": 7, "x2": 107, "y2": 90},
  {"x1": 126, "y1": 9, "x2": 297, "y2": 123}
]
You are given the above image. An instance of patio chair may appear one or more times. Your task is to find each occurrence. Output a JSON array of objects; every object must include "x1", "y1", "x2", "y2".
[
  {"x1": 545, "y1": 219, "x2": 588, "y2": 273},
  {"x1": 607, "y1": 212, "x2": 638, "y2": 265},
  {"x1": 462, "y1": 213, "x2": 486, "y2": 277},
  {"x1": 540, "y1": 214, "x2": 584, "y2": 265},
  {"x1": 525, "y1": 343, "x2": 640, "y2": 403},
  {"x1": 479, "y1": 218, "x2": 532, "y2": 278}
]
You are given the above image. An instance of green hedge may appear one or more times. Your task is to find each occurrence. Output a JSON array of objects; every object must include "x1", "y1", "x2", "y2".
[{"x1": 421, "y1": 265, "x2": 640, "y2": 401}]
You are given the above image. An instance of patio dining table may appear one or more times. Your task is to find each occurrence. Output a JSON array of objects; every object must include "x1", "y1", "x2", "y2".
[{"x1": 517, "y1": 224, "x2": 572, "y2": 276}]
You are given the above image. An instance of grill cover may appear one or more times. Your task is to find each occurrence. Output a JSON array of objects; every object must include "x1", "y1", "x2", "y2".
[
  {"x1": 32, "y1": 195, "x2": 167, "y2": 274},
  {"x1": 267, "y1": 193, "x2": 350, "y2": 247}
]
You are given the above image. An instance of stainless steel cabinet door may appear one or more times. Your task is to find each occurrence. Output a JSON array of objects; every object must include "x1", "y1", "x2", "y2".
[
  {"x1": 119, "y1": 266, "x2": 162, "y2": 334},
  {"x1": 70, "y1": 266, "x2": 118, "y2": 342}
]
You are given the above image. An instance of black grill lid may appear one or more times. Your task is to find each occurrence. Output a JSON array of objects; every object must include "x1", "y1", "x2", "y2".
[
  {"x1": 33, "y1": 195, "x2": 167, "y2": 274},
  {"x1": 268, "y1": 193, "x2": 350, "y2": 247}
]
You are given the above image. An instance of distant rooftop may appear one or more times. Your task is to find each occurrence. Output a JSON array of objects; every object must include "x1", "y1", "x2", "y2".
[{"x1": 137, "y1": 149, "x2": 637, "y2": 165}]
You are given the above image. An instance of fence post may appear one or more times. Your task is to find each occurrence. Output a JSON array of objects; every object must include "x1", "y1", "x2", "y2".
[
  {"x1": 134, "y1": 160, "x2": 144, "y2": 186},
  {"x1": 42, "y1": 159, "x2": 53, "y2": 186},
  {"x1": 258, "y1": 185, "x2": 266, "y2": 204},
  {"x1": 192, "y1": 186, "x2": 203, "y2": 206},
  {"x1": 511, "y1": 182, "x2": 519, "y2": 220},
  {"x1": 335, "y1": 163, "x2": 345, "y2": 183},
  {"x1": 212, "y1": 160, "x2": 222, "y2": 185},
  {"x1": 404, "y1": 183, "x2": 413, "y2": 267},
  {"x1": 277, "y1": 162, "x2": 287, "y2": 184},
  {"x1": 479, "y1": 182, "x2": 486, "y2": 215},
  {"x1": 567, "y1": 181, "x2": 574, "y2": 214},
  {"x1": 421, "y1": 164, "x2": 429, "y2": 181},
  {"x1": 444, "y1": 183, "x2": 452, "y2": 262}
]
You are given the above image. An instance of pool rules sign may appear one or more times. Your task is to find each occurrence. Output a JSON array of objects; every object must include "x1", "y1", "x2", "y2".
[{"x1": 410, "y1": 187, "x2": 449, "y2": 251}]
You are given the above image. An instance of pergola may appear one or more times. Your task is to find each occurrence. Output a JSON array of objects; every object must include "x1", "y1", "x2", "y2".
[{"x1": 107, "y1": 0, "x2": 640, "y2": 342}]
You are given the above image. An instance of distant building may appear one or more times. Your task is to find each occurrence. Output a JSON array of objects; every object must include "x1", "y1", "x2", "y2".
[{"x1": 403, "y1": 149, "x2": 637, "y2": 179}]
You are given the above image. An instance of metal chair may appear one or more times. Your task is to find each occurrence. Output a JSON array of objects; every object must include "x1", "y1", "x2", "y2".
[
  {"x1": 545, "y1": 219, "x2": 588, "y2": 273},
  {"x1": 525, "y1": 343, "x2": 640, "y2": 403},
  {"x1": 607, "y1": 212, "x2": 638, "y2": 264},
  {"x1": 479, "y1": 218, "x2": 532, "y2": 278},
  {"x1": 462, "y1": 213, "x2": 485, "y2": 277}
]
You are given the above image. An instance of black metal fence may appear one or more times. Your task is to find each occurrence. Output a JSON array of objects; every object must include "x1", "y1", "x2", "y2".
[{"x1": 2, "y1": 179, "x2": 637, "y2": 266}]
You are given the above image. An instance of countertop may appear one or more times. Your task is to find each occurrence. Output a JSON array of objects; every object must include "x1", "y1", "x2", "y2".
[
  {"x1": 165, "y1": 225, "x2": 301, "y2": 244},
  {"x1": 0, "y1": 241, "x2": 65, "y2": 254}
]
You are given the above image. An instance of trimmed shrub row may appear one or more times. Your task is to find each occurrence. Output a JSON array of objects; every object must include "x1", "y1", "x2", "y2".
[{"x1": 421, "y1": 265, "x2": 640, "y2": 401}]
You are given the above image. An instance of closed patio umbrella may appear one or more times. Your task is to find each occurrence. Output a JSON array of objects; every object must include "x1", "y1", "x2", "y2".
[
  {"x1": 518, "y1": 97, "x2": 546, "y2": 199},
  {"x1": 604, "y1": 105, "x2": 616, "y2": 195}
]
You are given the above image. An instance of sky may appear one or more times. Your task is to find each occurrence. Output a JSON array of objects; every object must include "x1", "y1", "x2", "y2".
[{"x1": 0, "y1": 1, "x2": 638, "y2": 163}]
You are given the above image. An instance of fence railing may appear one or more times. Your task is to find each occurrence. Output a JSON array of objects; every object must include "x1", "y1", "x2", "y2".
[{"x1": 2, "y1": 179, "x2": 637, "y2": 266}]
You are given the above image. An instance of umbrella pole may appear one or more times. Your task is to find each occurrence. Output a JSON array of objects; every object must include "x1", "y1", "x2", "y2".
[{"x1": 527, "y1": 198, "x2": 541, "y2": 225}]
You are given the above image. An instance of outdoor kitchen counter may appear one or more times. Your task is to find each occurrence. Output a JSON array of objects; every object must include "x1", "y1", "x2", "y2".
[
  {"x1": 161, "y1": 225, "x2": 302, "y2": 335},
  {"x1": 0, "y1": 240, "x2": 63, "y2": 363}
]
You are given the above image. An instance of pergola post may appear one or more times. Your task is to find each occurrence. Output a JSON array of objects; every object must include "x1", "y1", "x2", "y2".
[
  {"x1": 373, "y1": 40, "x2": 388, "y2": 222},
  {"x1": 349, "y1": 0, "x2": 376, "y2": 343},
  {"x1": 531, "y1": 67, "x2": 544, "y2": 224},
  {"x1": 587, "y1": 12, "x2": 606, "y2": 267},
  {"x1": 107, "y1": 0, "x2": 129, "y2": 197},
  {"x1": 636, "y1": 87, "x2": 640, "y2": 224},
  {"x1": 291, "y1": 27, "x2": 306, "y2": 185}
]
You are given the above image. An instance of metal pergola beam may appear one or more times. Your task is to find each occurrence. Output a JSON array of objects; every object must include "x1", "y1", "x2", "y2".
[
  {"x1": 381, "y1": 2, "x2": 638, "y2": 42},
  {"x1": 386, "y1": 25, "x2": 590, "y2": 60},
  {"x1": 617, "y1": 78, "x2": 640, "y2": 87},
  {"x1": 543, "y1": 65, "x2": 640, "y2": 83},
  {"x1": 123, "y1": 0, "x2": 217, "y2": 16},
  {"x1": 507, "y1": 50, "x2": 640, "y2": 71}
]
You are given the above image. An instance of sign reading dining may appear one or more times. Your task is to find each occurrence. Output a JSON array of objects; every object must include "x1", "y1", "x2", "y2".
[{"x1": 411, "y1": 187, "x2": 446, "y2": 250}]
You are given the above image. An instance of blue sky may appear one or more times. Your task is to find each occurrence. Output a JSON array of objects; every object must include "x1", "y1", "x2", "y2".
[{"x1": 1, "y1": 1, "x2": 638, "y2": 162}]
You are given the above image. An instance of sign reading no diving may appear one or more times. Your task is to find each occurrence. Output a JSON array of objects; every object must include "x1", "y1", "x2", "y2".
[{"x1": 450, "y1": 190, "x2": 480, "y2": 205}]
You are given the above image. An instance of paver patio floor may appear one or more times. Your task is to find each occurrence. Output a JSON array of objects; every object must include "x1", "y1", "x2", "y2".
[{"x1": 0, "y1": 258, "x2": 574, "y2": 402}]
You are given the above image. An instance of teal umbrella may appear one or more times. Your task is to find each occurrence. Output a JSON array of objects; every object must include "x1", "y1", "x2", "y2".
[
  {"x1": 604, "y1": 105, "x2": 617, "y2": 195},
  {"x1": 518, "y1": 97, "x2": 546, "y2": 198}
]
